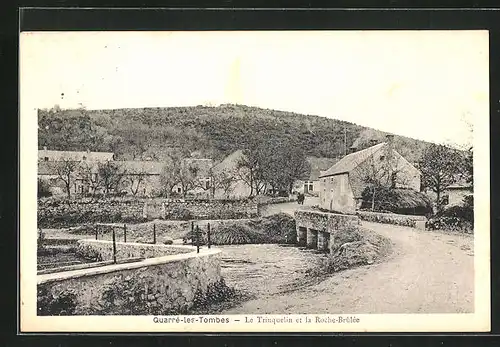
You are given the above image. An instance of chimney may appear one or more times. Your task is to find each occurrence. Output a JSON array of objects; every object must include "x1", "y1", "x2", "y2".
[{"x1": 86, "y1": 148, "x2": 90, "y2": 154}]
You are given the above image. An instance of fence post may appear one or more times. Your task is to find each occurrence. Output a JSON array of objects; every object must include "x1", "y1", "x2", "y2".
[
  {"x1": 153, "y1": 223, "x2": 156, "y2": 244},
  {"x1": 191, "y1": 221, "x2": 194, "y2": 245},
  {"x1": 112, "y1": 229, "x2": 117, "y2": 264},
  {"x1": 207, "y1": 223, "x2": 211, "y2": 249},
  {"x1": 196, "y1": 225, "x2": 200, "y2": 254},
  {"x1": 123, "y1": 224, "x2": 127, "y2": 243},
  {"x1": 95, "y1": 225, "x2": 98, "y2": 240}
]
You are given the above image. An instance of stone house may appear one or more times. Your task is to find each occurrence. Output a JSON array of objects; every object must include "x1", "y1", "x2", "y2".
[
  {"x1": 318, "y1": 135, "x2": 421, "y2": 214},
  {"x1": 38, "y1": 147, "x2": 115, "y2": 162},
  {"x1": 294, "y1": 157, "x2": 339, "y2": 196},
  {"x1": 441, "y1": 182, "x2": 473, "y2": 207},
  {"x1": 211, "y1": 150, "x2": 251, "y2": 199}
]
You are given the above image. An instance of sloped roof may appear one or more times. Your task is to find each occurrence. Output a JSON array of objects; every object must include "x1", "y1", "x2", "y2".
[
  {"x1": 38, "y1": 149, "x2": 114, "y2": 162},
  {"x1": 320, "y1": 143, "x2": 386, "y2": 177},
  {"x1": 118, "y1": 161, "x2": 164, "y2": 175},
  {"x1": 213, "y1": 150, "x2": 245, "y2": 173},
  {"x1": 183, "y1": 158, "x2": 214, "y2": 177},
  {"x1": 38, "y1": 161, "x2": 59, "y2": 175},
  {"x1": 305, "y1": 156, "x2": 339, "y2": 181}
]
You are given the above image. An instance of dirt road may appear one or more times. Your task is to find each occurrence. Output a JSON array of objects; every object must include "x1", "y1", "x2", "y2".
[
  {"x1": 222, "y1": 222, "x2": 474, "y2": 314},
  {"x1": 259, "y1": 196, "x2": 319, "y2": 217}
]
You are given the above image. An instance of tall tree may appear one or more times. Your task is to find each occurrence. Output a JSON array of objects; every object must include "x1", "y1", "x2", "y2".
[
  {"x1": 80, "y1": 162, "x2": 101, "y2": 198},
  {"x1": 125, "y1": 168, "x2": 148, "y2": 196},
  {"x1": 420, "y1": 143, "x2": 464, "y2": 210},
  {"x1": 97, "y1": 161, "x2": 127, "y2": 196},
  {"x1": 54, "y1": 159, "x2": 80, "y2": 198},
  {"x1": 177, "y1": 160, "x2": 199, "y2": 198},
  {"x1": 352, "y1": 147, "x2": 409, "y2": 211}
]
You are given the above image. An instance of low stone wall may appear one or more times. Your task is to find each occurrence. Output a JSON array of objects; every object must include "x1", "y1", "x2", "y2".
[
  {"x1": 356, "y1": 210, "x2": 427, "y2": 229},
  {"x1": 144, "y1": 198, "x2": 259, "y2": 220},
  {"x1": 37, "y1": 241, "x2": 222, "y2": 315},
  {"x1": 76, "y1": 239, "x2": 192, "y2": 262},
  {"x1": 38, "y1": 197, "x2": 259, "y2": 228}
]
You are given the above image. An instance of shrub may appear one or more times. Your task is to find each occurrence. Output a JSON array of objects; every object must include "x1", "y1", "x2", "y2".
[
  {"x1": 191, "y1": 278, "x2": 237, "y2": 312},
  {"x1": 256, "y1": 213, "x2": 297, "y2": 244},
  {"x1": 321, "y1": 227, "x2": 392, "y2": 273},
  {"x1": 166, "y1": 207, "x2": 194, "y2": 221},
  {"x1": 360, "y1": 187, "x2": 433, "y2": 216},
  {"x1": 426, "y1": 199, "x2": 473, "y2": 232},
  {"x1": 37, "y1": 287, "x2": 78, "y2": 315},
  {"x1": 38, "y1": 179, "x2": 52, "y2": 198}
]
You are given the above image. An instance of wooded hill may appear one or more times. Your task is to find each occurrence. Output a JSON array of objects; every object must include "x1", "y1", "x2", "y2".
[{"x1": 38, "y1": 104, "x2": 431, "y2": 163}]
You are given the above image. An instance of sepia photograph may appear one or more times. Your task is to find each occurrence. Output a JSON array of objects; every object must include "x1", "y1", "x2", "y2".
[{"x1": 20, "y1": 30, "x2": 490, "y2": 332}]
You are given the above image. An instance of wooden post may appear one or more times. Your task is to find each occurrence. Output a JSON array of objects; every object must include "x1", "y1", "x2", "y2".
[
  {"x1": 112, "y1": 229, "x2": 117, "y2": 264},
  {"x1": 153, "y1": 223, "x2": 156, "y2": 244},
  {"x1": 191, "y1": 221, "x2": 194, "y2": 245},
  {"x1": 207, "y1": 223, "x2": 211, "y2": 249},
  {"x1": 196, "y1": 225, "x2": 200, "y2": 253},
  {"x1": 95, "y1": 225, "x2": 98, "y2": 240},
  {"x1": 123, "y1": 224, "x2": 127, "y2": 243}
]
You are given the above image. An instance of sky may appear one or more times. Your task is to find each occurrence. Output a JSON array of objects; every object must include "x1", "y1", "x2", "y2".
[{"x1": 20, "y1": 30, "x2": 488, "y2": 148}]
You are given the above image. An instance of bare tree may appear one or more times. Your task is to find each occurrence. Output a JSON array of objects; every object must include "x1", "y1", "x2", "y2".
[
  {"x1": 54, "y1": 159, "x2": 80, "y2": 198},
  {"x1": 420, "y1": 143, "x2": 465, "y2": 210},
  {"x1": 97, "y1": 161, "x2": 127, "y2": 196},
  {"x1": 80, "y1": 162, "x2": 101, "y2": 198},
  {"x1": 160, "y1": 153, "x2": 182, "y2": 198},
  {"x1": 125, "y1": 168, "x2": 147, "y2": 196},
  {"x1": 207, "y1": 167, "x2": 236, "y2": 199},
  {"x1": 177, "y1": 160, "x2": 199, "y2": 198},
  {"x1": 352, "y1": 148, "x2": 409, "y2": 211}
]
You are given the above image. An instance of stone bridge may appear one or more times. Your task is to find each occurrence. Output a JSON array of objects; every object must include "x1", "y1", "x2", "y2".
[{"x1": 294, "y1": 209, "x2": 360, "y2": 254}]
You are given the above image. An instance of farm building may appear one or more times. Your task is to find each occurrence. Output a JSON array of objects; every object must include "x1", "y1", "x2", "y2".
[
  {"x1": 318, "y1": 135, "x2": 421, "y2": 214},
  {"x1": 294, "y1": 157, "x2": 339, "y2": 196}
]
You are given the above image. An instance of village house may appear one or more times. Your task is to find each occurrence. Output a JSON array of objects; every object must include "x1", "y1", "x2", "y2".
[
  {"x1": 294, "y1": 157, "x2": 339, "y2": 196},
  {"x1": 38, "y1": 147, "x2": 115, "y2": 162},
  {"x1": 211, "y1": 150, "x2": 250, "y2": 199},
  {"x1": 440, "y1": 181, "x2": 473, "y2": 207},
  {"x1": 38, "y1": 148, "x2": 215, "y2": 198},
  {"x1": 318, "y1": 135, "x2": 421, "y2": 214}
]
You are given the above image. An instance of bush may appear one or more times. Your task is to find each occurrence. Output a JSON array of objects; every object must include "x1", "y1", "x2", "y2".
[
  {"x1": 321, "y1": 227, "x2": 392, "y2": 273},
  {"x1": 182, "y1": 213, "x2": 297, "y2": 245},
  {"x1": 360, "y1": 187, "x2": 433, "y2": 216},
  {"x1": 38, "y1": 179, "x2": 52, "y2": 198},
  {"x1": 166, "y1": 207, "x2": 194, "y2": 221},
  {"x1": 426, "y1": 199, "x2": 473, "y2": 232},
  {"x1": 191, "y1": 278, "x2": 236, "y2": 311}
]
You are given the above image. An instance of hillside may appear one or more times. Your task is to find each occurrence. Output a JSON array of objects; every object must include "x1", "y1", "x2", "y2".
[{"x1": 38, "y1": 104, "x2": 431, "y2": 163}]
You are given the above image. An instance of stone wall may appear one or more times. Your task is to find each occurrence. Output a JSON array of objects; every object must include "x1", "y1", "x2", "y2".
[
  {"x1": 76, "y1": 239, "x2": 192, "y2": 262},
  {"x1": 144, "y1": 198, "x2": 259, "y2": 220},
  {"x1": 356, "y1": 210, "x2": 427, "y2": 229},
  {"x1": 38, "y1": 197, "x2": 259, "y2": 228},
  {"x1": 37, "y1": 241, "x2": 222, "y2": 315},
  {"x1": 295, "y1": 210, "x2": 360, "y2": 232}
]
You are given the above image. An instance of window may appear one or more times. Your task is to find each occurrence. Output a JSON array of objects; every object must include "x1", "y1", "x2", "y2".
[
  {"x1": 380, "y1": 155, "x2": 385, "y2": 161},
  {"x1": 44, "y1": 157, "x2": 49, "y2": 161},
  {"x1": 205, "y1": 179, "x2": 210, "y2": 190},
  {"x1": 82, "y1": 156, "x2": 87, "y2": 161},
  {"x1": 309, "y1": 184, "x2": 313, "y2": 191},
  {"x1": 177, "y1": 187, "x2": 182, "y2": 193}
]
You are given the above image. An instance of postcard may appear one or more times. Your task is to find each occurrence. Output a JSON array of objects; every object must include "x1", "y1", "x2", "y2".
[{"x1": 20, "y1": 30, "x2": 490, "y2": 332}]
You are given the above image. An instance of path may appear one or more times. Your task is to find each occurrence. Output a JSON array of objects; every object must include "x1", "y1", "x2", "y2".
[
  {"x1": 222, "y1": 222, "x2": 474, "y2": 314},
  {"x1": 259, "y1": 196, "x2": 319, "y2": 217}
]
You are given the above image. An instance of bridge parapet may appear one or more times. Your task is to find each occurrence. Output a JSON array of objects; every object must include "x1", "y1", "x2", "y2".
[{"x1": 294, "y1": 210, "x2": 360, "y2": 253}]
